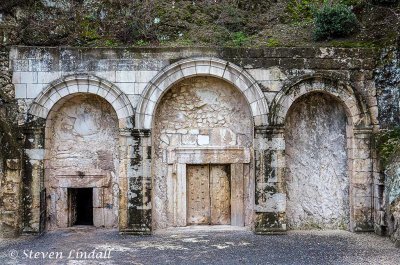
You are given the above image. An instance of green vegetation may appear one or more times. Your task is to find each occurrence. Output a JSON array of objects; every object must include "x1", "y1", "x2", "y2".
[
  {"x1": 1, "y1": 0, "x2": 398, "y2": 47},
  {"x1": 266, "y1": 38, "x2": 281, "y2": 47},
  {"x1": 231, "y1": 32, "x2": 250, "y2": 47},
  {"x1": 313, "y1": 3, "x2": 359, "y2": 41},
  {"x1": 376, "y1": 128, "x2": 400, "y2": 168},
  {"x1": 286, "y1": 0, "x2": 322, "y2": 22}
]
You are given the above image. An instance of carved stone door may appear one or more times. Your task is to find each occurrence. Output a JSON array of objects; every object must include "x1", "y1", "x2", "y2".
[
  {"x1": 187, "y1": 164, "x2": 231, "y2": 225},
  {"x1": 210, "y1": 165, "x2": 231, "y2": 224}
]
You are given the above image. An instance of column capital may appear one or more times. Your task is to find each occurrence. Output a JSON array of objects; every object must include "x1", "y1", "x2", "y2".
[
  {"x1": 255, "y1": 125, "x2": 285, "y2": 136},
  {"x1": 131, "y1": 129, "x2": 151, "y2": 138}
]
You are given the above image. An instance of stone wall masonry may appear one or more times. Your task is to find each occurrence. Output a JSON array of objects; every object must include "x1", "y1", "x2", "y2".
[
  {"x1": 0, "y1": 159, "x2": 22, "y2": 237},
  {"x1": 4, "y1": 46, "x2": 381, "y2": 237},
  {"x1": 10, "y1": 47, "x2": 378, "y2": 124}
]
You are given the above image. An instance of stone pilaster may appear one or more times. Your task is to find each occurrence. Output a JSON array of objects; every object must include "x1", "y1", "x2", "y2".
[
  {"x1": 254, "y1": 125, "x2": 287, "y2": 234},
  {"x1": 351, "y1": 127, "x2": 375, "y2": 232},
  {"x1": 121, "y1": 129, "x2": 152, "y2": 234},
  {"x1": 22, "y1": 118, "x2": 45, "y2": 234}
]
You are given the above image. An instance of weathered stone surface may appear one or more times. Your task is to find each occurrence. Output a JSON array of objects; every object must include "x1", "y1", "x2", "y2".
[
  {"x1": 0, "y1": 46, "x2": 386, "y2": 240},
  {"x1": 45, "y1": 94, "x2": 119, "y2": 229},
  {"x1": 285, "y1": 93, "x2": 349, "y2": 229}
]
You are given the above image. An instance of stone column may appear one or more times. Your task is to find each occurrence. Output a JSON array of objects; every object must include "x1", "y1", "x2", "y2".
[
  {"x1": 121, "y1": 129, "x2": 152, "y2": 234},
  {"x1": 351, "y1": 127, "x2": 375, "y2": 232},
  {"x1": 254, "y1": 125, "x2": 287, "y2": 234},
  {"x1": 22, "y1": 119, "x2": 45, "y2": 234}
]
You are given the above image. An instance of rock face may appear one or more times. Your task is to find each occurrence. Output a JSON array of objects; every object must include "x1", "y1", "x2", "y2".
[
  {"x1": 152, "y1": 76, "x2": 253, "y2": 229},
  {"x1": 46, "y1": 94, "x2": 119, "y2": 229},
  {"x1": 385, "y1": 161, "x2": 400, "y2": 247},
  {"x1": 375, "y1": 45, "x2": 400, "y2": 245},
  {"x1": 0, "y1": 46, "x2": 22, "y2": 238},
  {"x1": 286, "y1": 93, "x2": 349, "y2": 229}
]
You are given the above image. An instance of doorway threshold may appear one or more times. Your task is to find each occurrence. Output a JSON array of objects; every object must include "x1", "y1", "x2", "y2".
[{"x1": 155, "y1": 225, "x2": 250, "y2": 234}]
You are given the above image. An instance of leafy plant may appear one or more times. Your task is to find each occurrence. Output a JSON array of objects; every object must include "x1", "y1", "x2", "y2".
[
  {"x1": 231, "y1": 31, "x2": 249, "y2": 46},
  {"x1": 313, "y1": 3, "x2": 359, "y2": 41}
]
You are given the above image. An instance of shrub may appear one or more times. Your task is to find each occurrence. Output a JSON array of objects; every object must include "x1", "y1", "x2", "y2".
[{"x1": 313, "y1": 3, "x2": 359, "y2": 41}]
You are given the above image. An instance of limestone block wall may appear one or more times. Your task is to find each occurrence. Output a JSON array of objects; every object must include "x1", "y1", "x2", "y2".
[{"x1": 4, "y1": 46, "x2": 380, "y2": 236}]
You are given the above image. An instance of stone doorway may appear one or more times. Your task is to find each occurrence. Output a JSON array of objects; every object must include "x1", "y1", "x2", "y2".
[
  {"x1": 68, "y1": 188, "x2": 94, "y2": 226},
  {"x1": 187, "y1": 164, "x2": 231, "y2": 225}
]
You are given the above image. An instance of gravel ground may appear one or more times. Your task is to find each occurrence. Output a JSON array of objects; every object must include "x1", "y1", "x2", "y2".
[{"x1": 0, "y1": 226, "x2": 399, "y2": 265}]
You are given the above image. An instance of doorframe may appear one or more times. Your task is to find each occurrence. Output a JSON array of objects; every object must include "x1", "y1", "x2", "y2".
[{"x1": 166, "y1": 147, "x2": 250, "y2": 227}]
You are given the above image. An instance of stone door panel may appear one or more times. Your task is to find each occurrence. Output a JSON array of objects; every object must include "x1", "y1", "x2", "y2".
[
  {"x1": 210, "y1": 165, "x2": 231, "y2": 225},
  {"x1": 187, "y1": 165, "x2": 211, "y2": 225},
  {"x1": 186, "y1": 164, "x2": 231, "y2": 225}
]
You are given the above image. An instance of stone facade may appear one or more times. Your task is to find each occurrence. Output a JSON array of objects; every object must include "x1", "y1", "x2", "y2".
[{"x1": 0, "y1": 46, "x2": 387, "y2": 238}]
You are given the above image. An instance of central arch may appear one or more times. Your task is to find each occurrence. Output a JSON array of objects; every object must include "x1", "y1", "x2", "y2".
[
  {"x1": 135, "y1": 57, "x2": 268, "y2": 129},
  {"x1": 136, "y1": 58, "x2": 269, "y2": 230},
  {"x1": 152, "y1": 76, "x2": 254, "y2": 229}
]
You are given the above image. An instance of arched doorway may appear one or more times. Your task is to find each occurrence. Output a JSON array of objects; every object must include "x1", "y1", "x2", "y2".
[
  {"x1": 45, "y1": 94, "x2": 119, "y2": 229},
  {"x1": 285, "y1": 92, "x2": 350, "y2": 229},
  {"x1": 152, "y1": 76, "x2": 254, "y2": 229}
]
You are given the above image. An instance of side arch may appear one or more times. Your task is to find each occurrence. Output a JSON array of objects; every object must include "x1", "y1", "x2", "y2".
[
  {"x1": 267, "y1": 74, "x2": 375, "y2": 231},
  {"x1": 135, "y1": 57, "x2": 269, "y2": 129},
  {"x1": 269, "y1": 74, "x2": 372, "y2": 127},
  {"x1": 28, "y1": 74, "x2": 134, "y2": 124}
]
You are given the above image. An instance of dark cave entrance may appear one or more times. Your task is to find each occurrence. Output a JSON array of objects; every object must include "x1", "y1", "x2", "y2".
[{"x1": 68, "y1": 188, "x2": 94, "y2": 226}]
